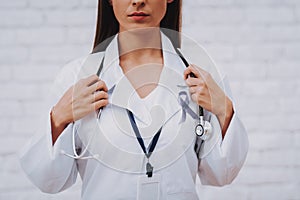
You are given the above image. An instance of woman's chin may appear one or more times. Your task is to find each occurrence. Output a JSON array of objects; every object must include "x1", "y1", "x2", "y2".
[{"x1": 119, "y1": 25, "x2": 160, "y2": 33}]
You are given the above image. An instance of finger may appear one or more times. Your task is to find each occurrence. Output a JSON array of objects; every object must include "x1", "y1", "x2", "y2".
[
  {"x1": 183, "y1": 66, "x2": 196, "y2": 80},
  {"x1": 190, "y1": 64, "x2": 212, "y2": 80},
  {"x1": 185, "y1": 64, "x2": 210, "y2": 80},
  {"x1": 191, "y1": 93, "x2": 198, "y2": 103},
  {"x1": 84, "y1": 74, "x2": 100, "y2": 86},
  {"x1": 185, "y1": 77, "x2": 203, "y2": 87},
  {"x1": 184, "y1": 65, "x2": 202, "y2": 79},
  {"x1": 89, "y1": 80, "x2": 108, "y2": 93},
  {"x1": 93, "y1": 99, "x2": 109, "y2": 110},
  {"x1": 92, "y1": 90, "x2": 109, "y2": 103},
  {"x1": 189, "y1": 86, "x2": 198, "y2": 94}
]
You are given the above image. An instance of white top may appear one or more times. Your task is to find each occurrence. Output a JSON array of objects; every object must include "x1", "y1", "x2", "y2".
[{"x1": 19, "y1": 32, "x2": 249, "y2": 200}]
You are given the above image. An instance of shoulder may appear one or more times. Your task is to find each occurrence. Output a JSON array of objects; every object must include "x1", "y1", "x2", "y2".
[
  {"x1": 56, "y1": 52, "x2": 105, "y2": 82},
  {"x1": 59, "y1": 55, "x2": 89, "y2": 77},
  {"x1": 180, "y1": 41, "x2": 226, "y2": 84}
]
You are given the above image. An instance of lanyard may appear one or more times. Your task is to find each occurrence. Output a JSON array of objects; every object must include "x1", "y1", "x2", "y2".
[{"x1": 127, "y1": 109, "x2": 162, "y2": 178}]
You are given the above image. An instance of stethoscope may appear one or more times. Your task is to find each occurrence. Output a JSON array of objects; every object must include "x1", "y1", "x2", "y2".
[
  {"x1": 175, "y1": 48, "x2": 213, "y2": 140},
  {"x1": 96, "y1": 48, "x2": 212, "y2": 140}
]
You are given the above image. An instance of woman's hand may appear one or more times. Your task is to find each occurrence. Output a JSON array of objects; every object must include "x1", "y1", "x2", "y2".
[
  {"x1": 183, "y1": 65, "x2": 233, "y2": 138},
  {"x1": 51, "y1": 75, "x2": 109, "y2": 144}
]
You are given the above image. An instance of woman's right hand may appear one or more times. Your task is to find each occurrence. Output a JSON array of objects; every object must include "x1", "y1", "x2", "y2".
[{"x1": 50, "y1": 75, "x2": 109, "y2": 144}]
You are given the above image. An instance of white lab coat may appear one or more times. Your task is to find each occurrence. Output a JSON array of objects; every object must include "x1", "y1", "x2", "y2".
[{"x1": 19, "y1": 32, "x2": 248, "y2": 200}]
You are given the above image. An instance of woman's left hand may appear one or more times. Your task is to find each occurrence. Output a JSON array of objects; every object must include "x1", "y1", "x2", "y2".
[{"x1": 183, "y1": 64, "x2": 234, "y2": 137}]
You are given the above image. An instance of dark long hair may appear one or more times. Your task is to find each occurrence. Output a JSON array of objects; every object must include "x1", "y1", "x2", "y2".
[{"x1": 92, "y1": 0, "x2": 182, "y2": 53}]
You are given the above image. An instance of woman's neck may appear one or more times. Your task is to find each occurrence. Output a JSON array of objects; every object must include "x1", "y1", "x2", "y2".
[{"x1": 118, "y1": 28, "x2": 163, "y2": 68}]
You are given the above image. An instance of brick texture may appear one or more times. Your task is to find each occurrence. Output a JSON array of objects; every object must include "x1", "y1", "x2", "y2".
[{"x1": 0, "y1": 0, "x2": 299, "y2": 199}]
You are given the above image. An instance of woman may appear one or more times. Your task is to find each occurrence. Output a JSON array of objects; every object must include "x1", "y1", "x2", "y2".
[{"x1": 20, "y1": 0, "x2": 248, "y2": 199}]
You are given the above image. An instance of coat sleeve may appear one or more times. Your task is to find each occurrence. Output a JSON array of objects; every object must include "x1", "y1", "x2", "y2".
[
  {"x1": 197, "y1": 75, "x2": 249, "y2": 186},
  {"x1": 18, "y1": 57, "x2": 86, "y2": 193}
]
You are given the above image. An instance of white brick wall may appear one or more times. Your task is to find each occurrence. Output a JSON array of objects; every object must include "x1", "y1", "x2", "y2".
[{"x1": 0, "y1": 0, "x2": 299, "y2": 199}]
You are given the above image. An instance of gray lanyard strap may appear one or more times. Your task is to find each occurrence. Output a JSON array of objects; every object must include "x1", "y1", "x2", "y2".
[{"x1": 127, "y1": 109, "x2": 162, "y2": 177}]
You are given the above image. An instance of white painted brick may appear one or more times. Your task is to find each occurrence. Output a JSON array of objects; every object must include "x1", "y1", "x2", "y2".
[
  {"x1": 204, "y1": 45, "x2": 234, "y2": 62},
  {"x1": 296, "y1": 6, "x2": 300, "y2": 20},
  {"x1": 216, "y1": 25, "x2": 244, "y2": 44},
  {"x1": 248, "y1": 184, "x2": 300, "y2": 200},
  {"x1": 279, "y1": 97, "x2": 300, "y2": 114},
  {"x1": 284, "y1": 43, "x2": 300, "y2": 60},
  {"x1": 286, "y1": 0, "x2": 300, "y2": 5},
  {"x1": 0, "y1": 0, "x2": 27, "y2": 8},
  {"x1": 240, "y1": 115, "x2": 260, "y2": 132},
  {"x1": 0, "y1": 137, "x2": 27, "y2": 155},
  {"x1": 235, "y1": 0, "x2": 282, "y2": 6},
  {"x1": 262, "y1": 113, "x2": 300, "y2": 132},
  {"x1": 184, "y1": 24, "x2": 250, "y2": 45},
  {"x1": 0, "y1": 100, "x2": 22, "y2": 117},
  {"x1": 0, "y1": 172, "x2": 31, "y2": 191},
  {"x1": 28, "y1": 0, "x2": 80, "y2": 9},
  {"x1": 224, "y1": 62, "x2": 268, "y2": 81},
  {"x1": 0, "y1": 118, "x2": 11, "y2": 136},
  {"x1": 196, "y1": 184, "x2": 248, "y2": 200},
  {"x1": 0, "y1": 66, "x2": 12, "y2": 81},
  {"x1": 0, "y1": 47, "x2": 29, "y2": 64},
  {"x1": 15, "y1": 28, "x2": 65, "y2": 45},
  {"x1": 294, "y1": 133, "x2": 300, "y2": 148},
  {"x1": 0, "y1": 29, "x2": 17, "y2": 45},
  {"x1": 235, "y1": 24, "x2": 300, "y2": 44},
  {"x1": 12, "y1": 64, "x2": 60, "y2": 82},
  {"x1": 249, "y1": 133, "x2": 293, "y2": 151},
  {"x1": 186, "y1": 8, "x2": 245, "y2": 25},
  {"x1": 0, "y1": 176, "x2": 81, "y2": 199},
  {"x1": 265, "y1": 25, "x2": 300, "y2": 42},
  {"x1": 184, "y1": 0, "x2": 234, "y2": 7},
  {"x1": 266, "y1": 61, "x2": 300, "y2": 80},
  {"x1": 0, "y1": 188, "x2": 81, "y2": 200},
  {"x1": 65, "y1": 27, "x2": 94, "y2": 44},
  {"x1": 245, "y1": 7, "x2": 295, "y2": 24},
  {"x1": 235, "y1": 44, "x2": 284, "y2": 62},
  {"x1": 208, "y1": 24, "x2": 293, "y2": 45},
  {"x1": 1, "y1": 154, "x2": 22, "y2": 173},
  {"x1": 238, "y1": 96, "x2": 279, "y2": 116},
  {"x1": 44, "y1": 10, "x2": 96, "y2": 26},
  {"x1": 0, "y1": 10, "x2": 44, "y2": 27},
  {"x1": 22, "y1": 99, "x2": 50, "y2": 116},
  {"x1": 239, "y1": 80, "x2": 296, "y2": 98},
  {"x1": 246, "y1": 148, "x2": 299, "y2": 167},
  {"x1": 11, "y1": 116, "x2": 42, "y2": 136},
  {"x1": 296, "y1": 80, "x2": 300, "y2": 95},
  {"x1": 0, "y1": 83, "x2": 41, "y2": 100},
  {"x1": 29, "y1": 45, "x2": 90, "y2": 63},
  {"x1": 38, "y1": 82, "x2": 56, "y2": 100},
  {"x1": 228, "y1": 81, "x2": 245, "y2": 98},
  {"x1": 80, "y1": 0, "x2": 97, "y2": 8}
]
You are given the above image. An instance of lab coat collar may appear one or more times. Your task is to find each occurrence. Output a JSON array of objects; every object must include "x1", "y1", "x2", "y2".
[
  {"x1": 100, "y1": 31, "x2": 185, "y2": 90},
  {"x1": 101, "y1": 31, "x2": 188, "y2": 124}
]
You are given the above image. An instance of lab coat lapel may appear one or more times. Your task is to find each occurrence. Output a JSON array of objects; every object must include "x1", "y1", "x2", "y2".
[
  {"x1": 76, "y1": 30, "x2": 199, "y2": 132},
  {"x1": 109, "y1": 74, "x2": 152, "y2": 124},
  {"x1": 109, "y1": 31, "x2": 196, "y2": 124}
]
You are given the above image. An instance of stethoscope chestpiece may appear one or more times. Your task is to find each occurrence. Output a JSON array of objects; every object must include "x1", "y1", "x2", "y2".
[
  {"x1": 195, "y1": 124, "x2": 204, "y2": 137},
  {"x1": 195, "y1": 116, "x2": 212, "y2": 141}
]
